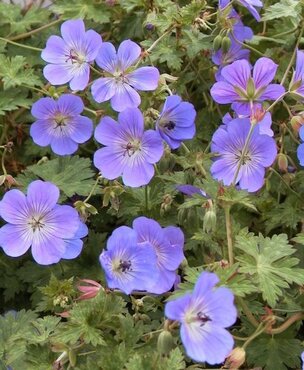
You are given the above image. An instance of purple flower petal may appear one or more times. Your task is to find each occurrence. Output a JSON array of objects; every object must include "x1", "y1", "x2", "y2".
[
  {"x1": 30, "y1": 120, "x2": 53, "y2": 147},
  {"x1": 84, "y1": 29, "x2": 102, "y2": 61},
  {"x1": 221, "y1": 59, "x2": 251, "y2": 90},
  {"x1": 294, "y1": 50, "x2": 304, "y2": 83},
  {"x1": 0, "y1": 189, "x2": 28, "y2": 224},
  {"x1": 45, "y1": 205, "x2": 80, "y2": 239},
  {"x1": 126, "y1": 66, "x2": 160, "y2": 91},
  {"x1": 210, "y1": 81, "x2": 240, "y2": 104},
  {"x1": 69, "y1": 64, "x2": 90, "y2": 91},
  {"x1": 180, "y1": 323, "x2": 234, "y2": 364},
  {"x1": 253, "y1": 57, "x2": 278, "y2": 90},
  {"x1": 118, "y1": 107, "x2": 144, "y2": 137},
  {"x1": 122, "y1": 160, "x2": 154, "y2": 187},
  {"x1": 27, "y1": 180, "x2": 59, "y2": 213},
  {"x1": 142, "y1": 130, "x2": 164, "y2": 163},
  {"x1": 0, "y1": 224, "x2": 32, "y2": 257},
  {"x1": 43, "y1": 64, "x2": 73, "y2": 86},
  {"x1": 41, "y1": 35, "x2": 67, "y2": 64},
  {"x1": 259, "y1": 84, "x2": 285, "y2": 100},
  {"x1": 94, "y1": 147, "x2": 125, "y2": 180},
  {"x1": 91, "y1": 77, "x2": 117, "y2": 103},
  {"x1": 57, "y1": 94, "x2": 84, "y2": 116},
  {"x1": 31, "y1": 97, "x2": 57, "y2": 119},
  {"x1": 94, "y1": 116, "x2": 121, "y2": 145},
  {"x1": 60, "y1": 19, "x2": 86, "y2": 48},
  {"x1": 31, "y1": 233, "x2": 66, "y2": 265},
  {"x1": 95, "y1": 42, "x2": 117, "y2": 73},
  {"x1": 297, "y1": 143, "x2": 304, "y2": 166},
  {"x1": 69, "y1": 116, "x2": 93, "y2": 143},
  {"x1": 62, "y1": 238, "x2": 83, "y2": 259},
  {"x1": 51, "y1": 135, "x2": 78, "y2": 155},
  {"x1": 110, "y1": 83, "x2": 141, "y2": 112},
  {"x1": 117, "y1": 39, "x2": 141, "y2": 71},
  {"x1": 165, "y1": 293, "x2": 192, "y2": 321}
]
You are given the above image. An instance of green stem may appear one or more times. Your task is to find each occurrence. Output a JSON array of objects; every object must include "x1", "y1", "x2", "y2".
[
  {"x1": 280, "y1": 23, "x2": 304, "y2": 86},
  {"x1": 224, "y1": 206, "x2": 234, "y2": 266},
  {"x1": 231, "y1": 32, "x2": 265, "y2": 57},
  {"x1": 145, "y1": 185, "x2": 149, "y2": 212},
  {"x1": 242, "y1": 323, "x2": 266, "y2": 349},
  {"x1": 89, "y1": 64, "x2": 104, "y2": 76},
  {"x1": 237, "y1": 297, "x2": 259, "y2": 328},
  {"x1": 9, "y1": 18, "x2": 62, "y2": 41},
  {"x1": 181, "y1": 142, "x2": 190, "y2": 154},
  {"x1": 0, "y1": 37, "x2": 42, "y2": 51},
  {"x1": 146, "y1": 26, "x2": 176, "y2": 53},
  {"x1": 1, "y1": 148, "x2": 7, "y2": 176},
  {"x1": 266, "y1": 92, "x2": 288, "y2": 112},
  {"x1": 83, "y1": 107, "x2": 98, "y2": 117},
  {"x1": 269, "y1": 168, "x2": 302, "y2": 200},
  {"x1": 83, "y1": 176, "x2": 101, "y2": 203},
  {"x1": 232, "y1": 122, "x2": 255, "y2": 186}
]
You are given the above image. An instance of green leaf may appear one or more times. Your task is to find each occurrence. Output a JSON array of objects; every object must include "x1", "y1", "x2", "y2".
[
  {"x1": 52, "y1": 0, "x2": 111, "y2": 23},
  {"x1": 17, "y1": 156, "x2": 97, "y2": 197},
  {"x1": 0, "y1": 54, "x2": 42, "y2": 89},
  {"x1": 235, "y1": 232, "x2": 304, "y2": 306},
  {"x1": 0, "y1": 89, "x2": 31, "y2": 115},
  {"x1": 247, "y1": 335, "x2": 302, "y2": 370},
  {"x1": 262, "y1": 0, "x2": 301, "y2": 22}
]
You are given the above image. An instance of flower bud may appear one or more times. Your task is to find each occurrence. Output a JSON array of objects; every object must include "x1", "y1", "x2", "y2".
[
  {"x1": 157, "y1": 330, "x2": 175, "y2": 355},
  {"x1": 290, "y1": 115, "x2": 303, "y2": 132},
  {"x1": 224, "y1": 347, "x2": 246, "y2": 369},
  {"x1": 213, "y1": 35, "x2": 223, "y2": 51},
  {"x1": 221, "y1": 36, "x2": 231, "y2": 53},
  {"x1": 277, "y1": 153, "x2": 288, "y2": 173},
  {"x1": 203, "y1": 207, "x2": 217, "y2": 233}
]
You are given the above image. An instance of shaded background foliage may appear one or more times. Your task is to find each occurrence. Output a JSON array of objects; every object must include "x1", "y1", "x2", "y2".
[{"x1": 0, "y1": 0, "x2": 304, "y2": 369}]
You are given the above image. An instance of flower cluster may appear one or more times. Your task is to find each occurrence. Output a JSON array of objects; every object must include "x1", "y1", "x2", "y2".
[
  {"x1": 0, "y1": 180, "x2": 87, "y2": 265},
  {"x1": 165, "y1": 271, "x2": 237, "y2": 364},
  {"x1": 99, "y1": 216, "x2": 184, "y2": 295}
]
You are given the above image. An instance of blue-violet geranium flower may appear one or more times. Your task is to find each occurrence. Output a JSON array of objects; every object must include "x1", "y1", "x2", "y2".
[
  {"x1": 31, "y1": 94, "x2": 93, "y2": 155},
  {"x1": 41, "y1": 19, "x2": 102, "y2": 91}
]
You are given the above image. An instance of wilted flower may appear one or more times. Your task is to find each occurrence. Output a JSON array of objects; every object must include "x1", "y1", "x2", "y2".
[
  {"x1": 176, "y1": 184, "x2": 207, "y2": 198},
  {"x1": 0, "y1": 180, "x2": 87, "y2": 264},
  {"x1": 31, "y1": 94, "x2": 93, "y2": 155},
  {"x1": 211, "y1": 58, "x2": 285, "y2": 115},
  {"x1": 165, "y1": 272, "x2": 237, "y2": 364},
  {"x1": 211, "y1": 118, "x2": 277, "y2": 192},
  {"x1": 94, "y1": 108, "x2": 163, "y2": 187},
  {"x1": 91, "y1": 40, "x2": 159, "y2": 112},
  {"x1": 224, "y1": 347, "x2": 246, "y2": 369},
  {"x1": 156, "y1": 95, "x2": 196, "y2": 149},
  {"x1": 41, "y1": 19, "x2": 102, "y2": 90},
  {"x1": 99, "y1": 226, "x2": 158, "y2": 294},
  {"x1": 132, "y1": 216, "x2": 185, "y2": 294}
]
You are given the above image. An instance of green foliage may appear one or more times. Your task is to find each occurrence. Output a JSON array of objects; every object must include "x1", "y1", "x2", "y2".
[
  {"x1": 0, "y1": 54, "x2": 42, "y2": 89},
  {"x1": 17, "y1": 156, "x2": 97, "y2": 197},
  {"x1": 235, "y1": 231, "x2": 304, "y2": 307},
  {"x1": 262, "y1": 0, "x2": 301, "y2": 22}
]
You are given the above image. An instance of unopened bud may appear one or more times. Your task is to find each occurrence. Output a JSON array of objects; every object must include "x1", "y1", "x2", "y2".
[
  {"x1": 221, "y1": 36, "x2": 231, "y2": 53},
  {"x1": 68, "y1": 349, "x2": 77, "y2": 367},
  {"x1": 213, "y1": 35, "x2": 223, "y2": 51},
  {"x1": 290, "y1": 115, "x2": 303, "y2": 132},
  {"x1": 203, "y1": 208, "x2": 217, "y2": 233},
  {"x1": 277, "y1": 153, "x2": 288, "y2": 173},
  {"x1": 224, "y1": 347, "x2": 246, "y2": 369},
  {"x1": 157, "y1": 330, "x2": 175, "y2": 355}
]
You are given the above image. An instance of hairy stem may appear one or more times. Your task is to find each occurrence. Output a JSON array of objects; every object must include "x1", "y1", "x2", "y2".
[
  {"x1": 9, "y1": 18, "x2": 62, "y2": 41},
  {"x1": 0, "y1": 37, "x2": 42, "y2": 51},
  {"x1": 224, "y1": 205, "x2": 234, "y2": 266}
]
